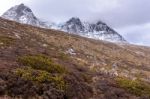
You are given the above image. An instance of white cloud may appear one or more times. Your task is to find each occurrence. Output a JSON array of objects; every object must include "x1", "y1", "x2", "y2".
[
  {"x1": 116, "y1": 23, "x2": 150, "y2": 46},
  {"x1": 0, "y1": 0, "x2": 30, "y2": 15},
  {"x1": 88, "y1": 0, "x2": 120, "y2": 13}
]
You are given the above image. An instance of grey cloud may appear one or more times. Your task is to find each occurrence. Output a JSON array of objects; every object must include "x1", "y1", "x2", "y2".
[
  {"x1": 96, "y1": 0, "x2": 150, "y2": 28},
  {"x1": 116, "y1": 23, "x2": 150, "y2": 46},
  {"x1": 24, "y1": 0, "x2": 150, "y2": 27}
]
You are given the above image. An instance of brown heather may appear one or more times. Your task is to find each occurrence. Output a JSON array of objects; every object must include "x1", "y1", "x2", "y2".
[{"x1": 1, "y1": 17, "x2": 150, "y2": 99}]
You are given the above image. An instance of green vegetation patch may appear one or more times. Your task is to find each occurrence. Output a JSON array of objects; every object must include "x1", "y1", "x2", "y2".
[
  {"x1": 15, "y1": 67, "x2": 66, "y2": 91},
  {"x1": 116, "y1": 77, "x2": 150, "y2": 96},
  {"x1": 17, "y1": 55, "x2": 68, "y2": 91},
  {"x1": 6, "y1": 54, "x2": 92, "y2": 98},
  {"x1": 58, "y1": 52, "x2": 69, "y2": 60},
  {"x1": 0, "y1": 36, "x2": 15, "y2": 46},
  {"x1": 18, "y1": 55, "x2": 67, "y2": 74}
]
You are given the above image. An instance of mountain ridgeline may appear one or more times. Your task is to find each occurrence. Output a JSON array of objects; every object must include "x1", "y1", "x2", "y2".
[{"x1": 2, "y1": 3, "x2": 127, "y2": 43}]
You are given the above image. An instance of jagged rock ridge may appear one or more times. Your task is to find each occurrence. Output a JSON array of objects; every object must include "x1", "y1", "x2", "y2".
[
  {"x1": 2, "y1": 4, "x2": 127, "y2": 43},
  {"x1": 60, "y1": 17, "x2": 126, "y2": 42}
]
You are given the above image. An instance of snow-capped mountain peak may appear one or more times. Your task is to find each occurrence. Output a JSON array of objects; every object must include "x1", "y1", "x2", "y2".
[
  {"x1": 2, "y1": 3, "x2": 50, "y2": 28},
  {"x1": 1, "y1": 4, "x2": 127, "y2": 43},
  {"x1": 61, "y1": 17, "x2": 85, "y2": 34},
  {"x1": 60, "y1": 17, "x2": 126, "y2": 42}
]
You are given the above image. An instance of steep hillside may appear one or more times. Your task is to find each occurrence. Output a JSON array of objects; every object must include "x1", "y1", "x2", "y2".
[{"x1": 1, "y1": 17, "x2": 150, "y2": 99}]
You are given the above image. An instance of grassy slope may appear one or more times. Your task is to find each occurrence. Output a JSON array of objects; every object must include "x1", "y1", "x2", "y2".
[{"x1": 1, "y1": 17, "x2": 150, "y2": 99}]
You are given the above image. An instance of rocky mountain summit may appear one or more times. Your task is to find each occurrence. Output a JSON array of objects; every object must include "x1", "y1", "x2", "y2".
[
  {"x1": 2, "y1": 3, "x2": 127, "y2": 43},
  {"x1": 2, "y1": 3, "x2": 49, "y2": 28},
  {"x1": 60, "y1": 17, "x2": 126, "y2": 42}
]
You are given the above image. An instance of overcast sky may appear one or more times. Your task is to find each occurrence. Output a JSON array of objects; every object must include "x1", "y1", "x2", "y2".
[{"x1": 0, "y1": 0, "x2": 150, "y2": 46}]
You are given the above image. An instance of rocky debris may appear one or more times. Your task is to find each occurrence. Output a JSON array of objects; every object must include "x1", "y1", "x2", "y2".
[{"x1": 66, "y1": 48, "x2": 76, "y2": 55}]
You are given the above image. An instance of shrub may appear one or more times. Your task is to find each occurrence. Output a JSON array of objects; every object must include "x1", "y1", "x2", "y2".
[
  {"x1": 18, "y1": 55, "x2": 67, "y2": 74},
  {"x1": 15, "y1": 67, "x2": 66, "y2": 91},
  {"x1": 1, "y1": 70, "x2": 65, "y2": 98},
  {"x1": 58, "y1": 52, "x2": 69, "y2": 60},
  {"x1": 116, "y1": 77, "x2": 150, "y2": 96},
  {"x1": 50, "y1": 76, "x2": 66, "y2": 91}
]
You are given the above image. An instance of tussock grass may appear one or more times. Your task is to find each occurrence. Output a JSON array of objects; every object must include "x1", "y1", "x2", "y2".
[{"x1": 116, "y1": 77, "x2": 150, "y2": 96}]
